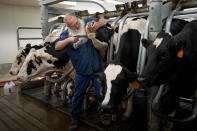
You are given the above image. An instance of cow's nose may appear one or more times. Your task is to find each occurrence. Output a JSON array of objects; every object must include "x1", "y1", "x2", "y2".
[
  {"x1": 9, "y1": 71, "x2": 13, "y2": 75},
  {"x1": 17, "y1": 77, "x2": 21, "y2": 81},
  {"x1": 102, "y1": 104, "x2": 113, "y2": 113}
]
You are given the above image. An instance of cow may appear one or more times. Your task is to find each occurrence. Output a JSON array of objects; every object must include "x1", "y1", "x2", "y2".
[
  {"x1": 98, "y1": 17, "x2": 147, "y2": 112},
  {"x1": 9, "y1": 30, "x2": 61, "y2": 75},
  {"x1": 16, "y1": 23, "x2": 115, "y2": 81},
  {"x1": 139, "y1": 20, "x2": 197, "y2": 115},
  {"x1": 98, "y1": 18, "x2": 189, "y2": 118},
  {"x1": 17, "y1": 41, "x2": 70, "y2": 81}
]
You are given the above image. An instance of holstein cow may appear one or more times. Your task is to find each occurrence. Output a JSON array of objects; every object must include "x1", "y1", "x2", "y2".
[
  {"x1": 99, "y1": 18, "x2": 189, "y2": 117},
  {"x1": 17, "y1": 23, "x2": 115, "y2": 81},
  {"x1": 99, "y1": 17, "x2": 146, "y2": 112},
  {"x1": 139, "y1": 20, "x2": 197, "y2": 115},
  {"x1": 17, "y1": 41, "x2": 70, "y2": 81},
  {"x1": 9, "y1": 30, "x2": 61, "y2": 75}
]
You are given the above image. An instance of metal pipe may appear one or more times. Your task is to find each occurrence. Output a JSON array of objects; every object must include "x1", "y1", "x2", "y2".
[
  {"x1": 115, "y1": 12, "x2": 149, "y2": 55},
  {"x1": 49, "y1": 23, "x2": 65, "y2": 33},
  {"x1": 19, "y1": 38, "x2": 43, "y2": 40},
  {"x1": 181, "y1": 0, "x2": 197, "y2": 9},
  {"x1": 17, "y1": 27, "x2": 42, "y2": 29},
  {"x1": 152, "y1": 87, "x2": 197, "y2": 123},
  {"x1": 175, "y1": 8, "x2": 197, "y2": 16},
  {"x1": 137, "y1": 16, "x2": 149, "y2": 75},
  {"x1": 107, "y1": 16, "x2": 121, "y2": 64},
  {"x1": 80, "y1": 7, "x2": 149, "y2": 19},
  {"x1": 16, "y1": 26, "x2": 42, "y2": 49},
  {"x1": 40, "y1": 4, "x2": 49, "y2": 40},
  {"x1": 166, "y1": 4, "x2": 197, "y2": 34},
  {"x1": 165, "y1": 2, "x2": 182, "y2": 34}
]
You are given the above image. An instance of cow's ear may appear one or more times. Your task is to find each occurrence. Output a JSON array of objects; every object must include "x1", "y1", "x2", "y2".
[
  {"x1": 25, "y1": 43, "x2": 31, "y2": 49},
  {"x1": 141, "y1": 39, "x2": 151, "y2": 48},
  {"x1": 122, "y1": 67, "x2": 138, "y2": 82}
]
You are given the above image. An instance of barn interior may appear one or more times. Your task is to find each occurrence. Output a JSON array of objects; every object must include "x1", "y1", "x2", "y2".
[{"x1": 1, "y1": 0, "x2": 197, "y2": 131}]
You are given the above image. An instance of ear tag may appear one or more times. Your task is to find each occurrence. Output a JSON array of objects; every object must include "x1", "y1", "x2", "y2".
[
  {"x1": 177, "y1": 46, "x2": 184, "y2": 58},
  {"x1": 130, "y1": 81, "x2": 140, "y2": 89}
]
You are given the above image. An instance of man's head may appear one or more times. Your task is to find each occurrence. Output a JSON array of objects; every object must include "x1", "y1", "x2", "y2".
[{"x1": 64, "y1": 13, "x2": 80, "y2": 30}]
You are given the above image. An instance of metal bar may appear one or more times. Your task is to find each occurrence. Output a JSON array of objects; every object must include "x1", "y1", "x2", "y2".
[
  {"x1": 17, "y1": 27, "x2": 42, "y2": 29},
  {"x1": 115, "y1": 12, "x2": 149, "y2": 55},
  {"x1": 80, "y1": 7, "x2": 149, "y2": 19},
  {"x1": 165, "y1": 6, "x2": 181, "y2": 34},
  {"x1": 48, "y1": 7, "x2": 77, "y2": 15},
  {"x1": 166, "y1": 5, "x2": 197, "y2": 34},
  {"x1": 49, "y1": 23, "x2": 65, "y2": 33},
  {"x1": 40, "y1": 4, "x2": 49, "y2": 40},
  {"x1": 108, "y1": 16, "x2": 121, "y2": 64},
  {"x1": 181, "y1": 0, "x2": 197, "y2": 9},
  {"x1": 16, "y1": 26, "x2": 42, "y2": 49},
  {"x1": 19, "y1": 38, "x2": 43, "y2": 40},
  {"x1": 137, "y1": 16, "x2": 149, "y2": 75},
  {"x1": 175, "y1": 8, "x2": 197, "y2": 16},
  {"x1": 147, "y1": 1, "x2": 163, "y2": 131}
]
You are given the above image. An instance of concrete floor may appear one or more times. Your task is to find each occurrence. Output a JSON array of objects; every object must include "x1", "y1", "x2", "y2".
[{"x1": 0, "y1": 64, "x2": 96, "y2": 131}]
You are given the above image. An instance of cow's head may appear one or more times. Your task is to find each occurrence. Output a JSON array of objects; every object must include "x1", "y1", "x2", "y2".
[
  {"x1": 95, "y1": 23, "x2": 114, "y2": 44},
  {"x1": 9, "y1": 44, "x2": 32, "y2": 75},
  {"x1": 139, "y1": 32, "x2": 185, "y2": 85},
  {"x1": 99, "y1": 64, "x2": 137, "y2": 112},
  {"x1": 17, "y1": 47, "x2": 59, "y2": 81}
]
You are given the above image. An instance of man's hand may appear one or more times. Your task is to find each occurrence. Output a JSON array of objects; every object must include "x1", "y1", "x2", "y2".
[
  {"x1": 69, "y1": 37, "x2": 79, "y2": 43},
  {"x1": 86, "y1": 18, "x2": 107, "y2": 33}
]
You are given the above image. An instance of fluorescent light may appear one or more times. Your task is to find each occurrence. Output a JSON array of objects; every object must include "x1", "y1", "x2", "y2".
[
  {"x1": 59, "y1": 1, "x2": 77, "y2": 6},
  {"x1": 105, "y1": 0, "x2": 124, "y2": 5}
]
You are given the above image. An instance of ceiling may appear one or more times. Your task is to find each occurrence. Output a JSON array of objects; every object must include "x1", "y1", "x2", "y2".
[
  {"x1": 0, "y1": 0, "x2": 74, "y2": 8},
  {"x1": 0, "y1": 0, "x2": 40, "y2": 7}
]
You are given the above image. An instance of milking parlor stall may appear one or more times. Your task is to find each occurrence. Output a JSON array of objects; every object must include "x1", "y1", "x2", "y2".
[{"x1": 1, "y1": 0, "x2": 197, "y2": 131}]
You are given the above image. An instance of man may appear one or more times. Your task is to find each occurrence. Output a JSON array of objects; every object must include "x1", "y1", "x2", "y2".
[{"x1": 55, "y1": 13, "x2": 108, "y2": 130}]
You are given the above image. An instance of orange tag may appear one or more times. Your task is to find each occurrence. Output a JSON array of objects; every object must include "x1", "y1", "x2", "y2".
[
  {"x1": 130, "y1": 81, "x2": 140, "y2": 89},
  {"x1": 177, "y1": 46, "x2": 184, "y2": 58}
]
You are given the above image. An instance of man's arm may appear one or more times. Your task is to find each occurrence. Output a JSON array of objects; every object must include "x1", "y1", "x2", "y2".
[{"x1": 55, "y1": 37, "x2": 79, "y2": 50}]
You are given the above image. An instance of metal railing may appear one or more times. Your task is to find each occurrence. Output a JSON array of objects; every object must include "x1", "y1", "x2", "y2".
[{"x1": 16, "y1": 26, "x2": 42, "y2": 49}]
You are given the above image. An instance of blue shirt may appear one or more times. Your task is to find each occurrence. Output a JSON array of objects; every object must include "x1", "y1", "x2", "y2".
[{"x1": 55, "y1": 18, "x2": 103, "y2": 75}]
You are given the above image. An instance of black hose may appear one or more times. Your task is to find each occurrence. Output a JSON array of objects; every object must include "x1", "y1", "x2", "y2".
[{"x1": 45, "y1": 66, "x2": 74, "y2": 83}]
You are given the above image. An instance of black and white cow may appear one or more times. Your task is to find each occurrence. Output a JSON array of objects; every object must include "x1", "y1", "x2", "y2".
[
  {"x1": 17, "y1": 23, "x2": 115, "y2": 81},
  {"x1": 9, "y1": 30, "x2": 60, "y2": 75},
  {"x1": 17, "y1": 41, "x2": 70, "y2": 81},
  {"x1": 139, "y1": 20, "x2": 197, "y2": 114},
  {"x1": 99, "y1": 18, "x2": 189, "y2": 113},
  {"x1": 99, "y1": 17, "x2": 146, "y2": 111}
]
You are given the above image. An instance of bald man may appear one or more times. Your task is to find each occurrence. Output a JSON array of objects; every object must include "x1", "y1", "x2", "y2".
[{"x1": 55, "y1": 14, "x2": 109, "y2": 130}]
